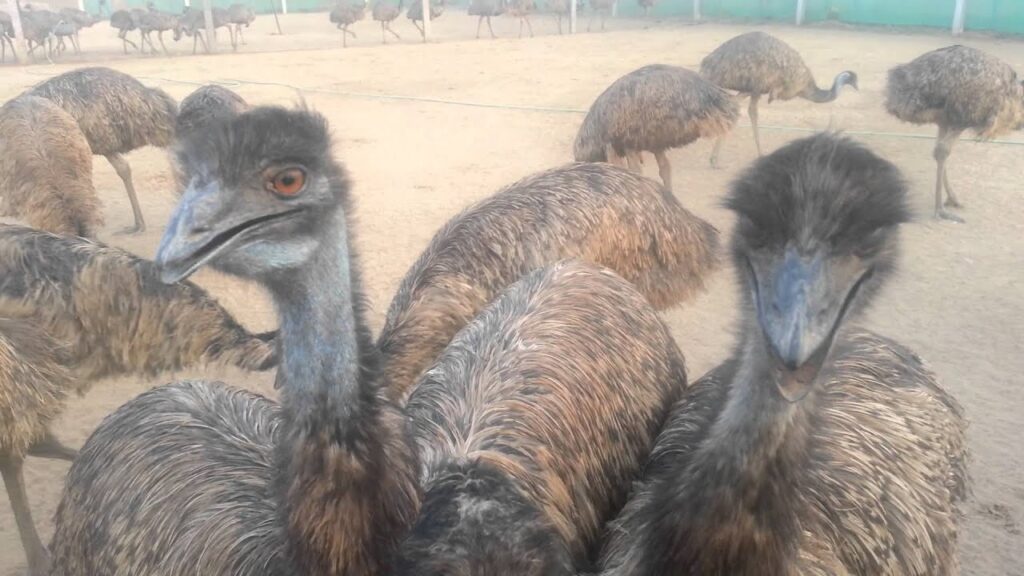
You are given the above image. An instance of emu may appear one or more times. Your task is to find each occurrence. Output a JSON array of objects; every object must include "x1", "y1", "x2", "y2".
[
  {"x1": 372, "y1": 0, "x2": 403, "y2": 43},
  {"x1": 109, "y1": 9, "x2": 139, "y2": 53},
  {"x1": 227, "y1": 3, "x2": 255, "y2": 45},
  {"x1": 587, "y1": 0, "x2": 613, "y2": 31},
  {"x1": 0, "y1": 224, "x2": 277, "y2": 576},
  {"x1": 330, "y1": 0, "x2": 367, "y2": 47},
  {"x1": 575, "y1": 65, "x2": 739, "y2": 192},
  {"x1": 48, "y1": 106, "x2": 716, "y2": 576},
  {"x1": 468, "y1": 0, "x2": 503, "y2": 39},
  {"x1": 26, "y1": 67, "x2": 177, "y2": 235},
  {"x1": 700, "y1": 31, "x2": 858, "y2": 164},
  {"x1": 406, "y1": 0, "x2": 442, "y2": 40},
  {"x1": 886, "y1": 45, "x2": 1024, "y2": 222},
  {"x1": 378, "y1": 161, "x2": 720, "y2": 404},
  {"x1": 0, "y1": 96, "x2": 101, "y2": 237},
  {"x1": 594, "y1": 133, "x2": 968, "y2": 576}
]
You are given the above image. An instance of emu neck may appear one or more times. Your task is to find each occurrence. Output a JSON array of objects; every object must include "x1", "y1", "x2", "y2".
[
  {"x1": 802, "y1": 75, "x2": 842, "y2": 103},
  {"x1": 272, "y1": 212, "x2": 362, "y2": 423},
  {"x1": 666, "y1": 314, "x2": 813, "y2": 574}
]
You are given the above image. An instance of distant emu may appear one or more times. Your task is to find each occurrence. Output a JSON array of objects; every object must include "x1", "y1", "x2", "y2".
[
  {"x1": 0, "y1": 96, "x2": 101, "y2": 237},
  {"x1": 468, "y1": 0, "x2": 503, "y2": 39},
  {"x1": 372, "y1": 0, "x2": 403, "y2": 43},
  {"x1": 0, "y1": 224, "x2": 277, "y2": 576},
  {"x1": 886, "y1": 45, "x2": 1024, "y2": 222},
  {"x1": 700, "y1": 31, "x2": 858, "y2": 164},
  {"x1": 330, "y1": 0, "x2": 367, "y2": 46},
  {"x1": 26, "y1": 67, "x2": 177, "y2": 234},
  {"x1": 406, "y1": 0, "x2": 442, "y2": 40},
  {"x1": 227, "y1": 3, "x2": 255, "y2": 45},
  {"x1": 378, "y1": 161, "x2": 720, "y2": 404},
  {"x1": 594, "y1": 133, "x2": 967, "y2": 576},
  {"x1": 575, "y1": 65, "x2": 739, "y2": 192}
]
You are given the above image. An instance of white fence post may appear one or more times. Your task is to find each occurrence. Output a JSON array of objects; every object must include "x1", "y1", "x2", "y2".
[
  {"x1": 795, "y1": 0, "x2": 805, "y2": 25},
  {"x1": 570, "y1": 0, "x2": 576, "y2": 34},
  {"x1": 693, "y1": 0, "x2": 700, "y2": 21},
  {"x1": 281, "y1": 0, "x2": 288, "y2": 14},
  {"x1": 202, "y1": 0, "x2": 216, "y2": 53},
  {"x1": 952, "y1": 0, "x2": 966, "y2": 35},
  {"x1": 421, "y1": 0, "x2": 430, "y2": 41}
]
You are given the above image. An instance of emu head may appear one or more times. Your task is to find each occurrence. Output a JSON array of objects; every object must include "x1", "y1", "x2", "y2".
[
  {"x1": 834, "y1": 70, "x2": 859, "y2": 92},
  {"x1": 726, "y1": 133, "x2": 907, "y2": 401},
  {"x1": 157, "y1": 106, "x2": 349, "y2": 286},
  {"x1": 572, "y1": 116, "x2": 607, "y2": 163}
]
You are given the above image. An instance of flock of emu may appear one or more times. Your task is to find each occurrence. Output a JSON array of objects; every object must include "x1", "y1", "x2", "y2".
[{"x1": 0, "y1": 25, "x2": 1021, "y2": 576}]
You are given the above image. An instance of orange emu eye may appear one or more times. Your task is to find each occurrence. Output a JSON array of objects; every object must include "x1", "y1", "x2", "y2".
[{"x1": 270, "y1": 168, "x2": 306, "y2": 197}]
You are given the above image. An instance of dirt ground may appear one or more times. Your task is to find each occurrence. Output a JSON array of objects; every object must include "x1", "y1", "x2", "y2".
[{"x1": 1, "y1": 11, "x2": 1022, "y2": 575}]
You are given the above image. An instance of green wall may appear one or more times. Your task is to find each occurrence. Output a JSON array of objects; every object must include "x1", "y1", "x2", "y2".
[{"x1": 81, "y1": 0, "x2": 1024, "y2": 33}]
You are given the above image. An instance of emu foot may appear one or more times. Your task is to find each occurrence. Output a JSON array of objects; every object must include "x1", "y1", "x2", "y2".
[
  {"x1": 944, "y1": 198, "x2": 963, "y2": 209},
  {"x1": 116, "y1": 224, "x2": 146, "y2": 235},
  {"x1": 936, "y1": 209, "x2": 965, "y2": 224}
]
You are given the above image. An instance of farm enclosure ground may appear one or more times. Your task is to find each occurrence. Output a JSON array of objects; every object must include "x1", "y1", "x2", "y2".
[{"x1": 1, "y1": 13, "x2": 1023, "y2": 575}]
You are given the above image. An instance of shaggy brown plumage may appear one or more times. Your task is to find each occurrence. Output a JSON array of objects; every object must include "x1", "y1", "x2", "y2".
[
  {"x1": 330, "y1": 0, "x2": 366, "y2": 46},
  {"x1": 0, "y1": 96, "x2": 101, "y2": 238},
  {"x1": 17, "y1": 3, "x2": 60, "y2": 62},
  {"x1": 0, "y1": 313, "x2": 72, "y2": 576},
  {"x1": 227, "y1": 3, "x2": 255, "y2": 46},
  {"x1": 395, "y1": 260, "x2": 687, "y2": 575},
  {"x1": 574, "y1": 64, "x2": 739, "y2": 191},
  {"x1": 378, "y1": 162, "x2": 720, "y2": 404},
  {"x1": 50, "y1": 106, "x2": 418, "y2": 576},
  {"x1": 109, "y1": 9, "x2": 139, "y2": 53},
  {"x1": 406, "y1": 0, "x2": 443, "y2": 40},
  {"x1": 467, "y1": 0, "x2": 503, "y2": 39},
  {"x1": 595, "y1": 133, "x2": 967, "y2": 576},
  {"x1": 0, "y1": 223, "x2": 276, "y2": 576},
  {"x1": 886, "y1": 45, "x2": 1024, "y2": 222},
  {"x1": 27, "y1": 67, "x2": 178, "y2": 234},
  {"x1": 700, "y1": 31, "x2": 858, "y2": 162},
  {"x1": 174, "y1": 7, "x2": 234, "y2": 53},
  {"x1": 372, "y1": 0, "x2": 403, "y2": 43},
  {"x1": 133, "y1": 7, "x2": 178, "y2": 55}
]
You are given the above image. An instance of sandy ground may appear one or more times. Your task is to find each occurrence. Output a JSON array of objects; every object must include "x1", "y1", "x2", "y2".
[{"x1": 1, "y1": 11, "x2": 1022, "y2": 575}]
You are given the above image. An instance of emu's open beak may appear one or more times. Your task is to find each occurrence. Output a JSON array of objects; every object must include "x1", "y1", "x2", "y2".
[
  {"x1": 752, "y1": 248, "x2": 862, "y2": 402},
  {"x1": 155, "y1": 180, "x2": 300, "y2": 284}
]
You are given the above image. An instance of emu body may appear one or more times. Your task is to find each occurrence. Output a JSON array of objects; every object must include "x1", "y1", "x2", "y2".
[
  {"x1": 378, "y1": 162, "x2": 720, "y2": 404},
  {"x1": 886, "y1": 45, "x2": 1024, "y2": 222},
  {"x1": 574, "y1": 65, "x2": 739, "y2": 191},
  {"x1": 331, "y1": 0, "x2": 367, "y2": 46},
  {"x1": 372, "y1": 0, "x2": 403, "y2": 43},
  {"x1": 0, "y1": 224, "x2": 275, "y2": 576},
  {"x1": 467, "y1": 0, "x2": 502, "y2": 39},
  {"x1": 0, "y1": 96, "x2": 100, "y2": 237},
  {"x1": 395, "y1": 260, "x2": 688, "y2": 575},
  {"x1": 595, "y1": 134, "x2": 967, "y2": 576},
  {"x1": 50, "y1": 107, "x2": 418, "y2": 576},
  {"x1": 26, "y1": 67, "x2": 178, "y2": 234},
  {"x1": 700, "y1": 31, "x2": 857, "y2": 164}
]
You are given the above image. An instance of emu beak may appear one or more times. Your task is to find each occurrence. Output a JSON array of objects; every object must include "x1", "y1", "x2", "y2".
[
  {"x1": 752, "y1": 249, "x2": 848, "y2": 402},
  {"x1": 155, "y1": 180, "x2": 301, "y2": 284}
]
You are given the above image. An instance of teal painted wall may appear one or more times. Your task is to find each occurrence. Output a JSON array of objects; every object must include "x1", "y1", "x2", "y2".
[{"x1": 80, "y1": 0, "x2": 1024, "y2": 32}]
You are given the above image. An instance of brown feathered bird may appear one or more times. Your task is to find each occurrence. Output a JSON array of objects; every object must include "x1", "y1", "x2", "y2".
[
  {"x1": 133, "y1": 6, "x2": 178, "y2": 55},
  {"x1": 394, "y1": 260, "x2": 688, "y2": 576},
  {"x1": 587, "y1": 0, "x2": 613, "y2": 31},
  {"x1": 506, "y1": 0, "x2": 534, "y2": 38},
  {"x1": 406, "y1": 0, "x2": 443, "y2": 40},
  {"x1": 50, "y1": 106, "x2": 419, "y2": 576},
  {"x1": 26, "y1": 67, "x2": 178, "y2": 234},
  {"x1": 372, "y1": 0, "x2": 403, "y2": 43},
  {"x1": 700, "y1": 31, "x2": 858, "y2": 164},
  {"x1": 330, "y1": 0, "x2": 367, "y2": 47},
  {"x1": 594, "y1": 133, "x2": 967, "y2": 576},
  {"x1": 468, "y1": 0, "x2": 503, "y2": 39},
  {"x1": 0, "y1": 96, "x2": 101, "y2": 237},
  {"x1": 0, "y1": 224, "x2": 277, "y2": 576},
  {"x1": 109, "y1": 9, "x2": 139, "y2": 53},
  {"x1": 227, "y1": 3, "x2": 255, "y2": 46},
  {"x1": 378, "y1": 161, "x2": 720, "y2": 404},
  {"x1": 574, "y1": 65, "x2": 739, "y2": 192},
  {"x1": 886, "y1": 45, "x2": 1024, "y2": 222},
  {"x1": 174, "y1": 7, "x2": 234, "y2": 53},
  {"x1": 48, "y1": 106, "x2": 715, "y2": 576}
]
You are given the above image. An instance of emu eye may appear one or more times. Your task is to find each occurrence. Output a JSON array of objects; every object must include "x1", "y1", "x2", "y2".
[{"x1": 268, "y1": 168, "x2": 306, "y2": 197}]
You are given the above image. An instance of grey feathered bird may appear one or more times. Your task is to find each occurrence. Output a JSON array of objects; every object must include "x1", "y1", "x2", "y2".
[
  {"x1": 700, "y1": 31, "x2": 858, "y2": 165},
  {"x1": 886, "y1": 45, "x2": 1024, "y2": 222},
  {"x1": 594, "y1": 133, "x2": 967, "y2": 576}
]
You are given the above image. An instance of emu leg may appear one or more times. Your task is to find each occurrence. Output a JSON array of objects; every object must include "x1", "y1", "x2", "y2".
[
  {"x1": 387, "y1": 22, "x2": 401, "y2": 41},
  {"x1": 342, "y1": 24, "x2": 349, "y2": 46},
  {"x1": 933, "y1": 127, "x2": 964, "y2": 222},
  {"x1": 381, "y1": 21, "x2": 387, "y2": 43},
  {"x1": 476, "y1": 15, "x2": 483, "y2": 38},
  {"x1": 587, "y1": 11, "x2": 594, "y2": 31},
  {"x1": 0, "y1": 454, "x2": 50, "y2": 576},
  {"x1": 413, "y1": 19, "x2": 424, "y2": 39},
  {"x1": 601, "y1": 10, "x2": 606, "y2": 30},
  {"x1": 940, "y1": 131, "x2": 964, "y2": 208},
  {"x1": 487, "y1": 16, "x2": 496, "y2": 38},
  {"x1": 748, "y1": 93, "x2": 763, "y2": 156},
  {"x1": 106, "y1": 154, "x2": 147, "y2": 234},
  {"x1": 27, "y1": 430, "x2": 78, "y2": 461},
  {"x1": 72, "y1": 33, "x2": 81, "y2": 54},
  {"x1": 525, "y1": 15, "x2": 533, "y2": 37},
  {"x1": 556, "y1": 14, "x2": 562, "y2": 34},
  {"x1": 158, "y1": 31, "x2": 168, "y2": 54},
  {"x1": 605, "y1": 143, "x2": 625, "y2": 167},
  {"x1": 654, "y1": 149, "x2": 672, "y2": 191}
]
